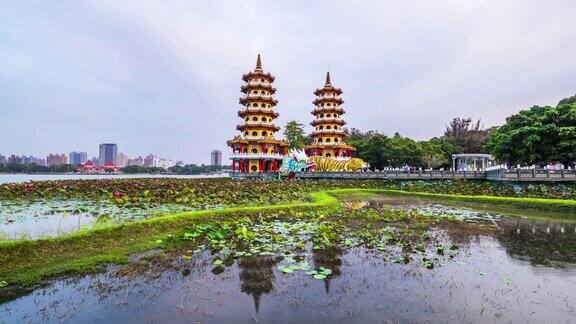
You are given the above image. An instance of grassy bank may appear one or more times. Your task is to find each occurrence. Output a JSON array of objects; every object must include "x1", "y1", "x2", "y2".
[{"x1": 1, "y1": 188, "x2": 575, "y2": 291}]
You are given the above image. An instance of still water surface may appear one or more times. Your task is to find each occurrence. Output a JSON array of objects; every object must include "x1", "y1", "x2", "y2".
[
  {"x1": 0, "y1": 173, "x2": 228, "y2": 184},
  {"x1": 1, "y1": 196, "x2": 576, "y2": 323},
  {"x1": 1, "y1": 232, "x2": 575, "y2": 323}
]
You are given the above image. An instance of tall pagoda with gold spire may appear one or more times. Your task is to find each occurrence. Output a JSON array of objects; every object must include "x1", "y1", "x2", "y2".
[
  {"x1": 305, "y1": 72, "x2": 355, "y2": 158},
  {"x1": 227, "y1": 55, "x2": 289, "y2": 173}
]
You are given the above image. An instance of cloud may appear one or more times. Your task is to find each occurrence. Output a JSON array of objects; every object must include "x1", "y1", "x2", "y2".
[{"x1": 1, "y1": 0, "x2": 575, "y2": 162}]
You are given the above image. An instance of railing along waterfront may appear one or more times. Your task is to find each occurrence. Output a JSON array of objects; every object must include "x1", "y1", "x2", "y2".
[
  {"x1": 486, "y1": 168, "x2": 576, "y2": 181},
  {"x1": 296, "y1": 170, "x2": 485, "y2": 180},
  {"x1": 231, "y1": 168, "x2": 576, "y2": 182}
]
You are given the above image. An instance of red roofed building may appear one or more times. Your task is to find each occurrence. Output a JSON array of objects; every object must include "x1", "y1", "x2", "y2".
[{"x1": 78, "y1": 160, "x2": 119, "y2": 173}]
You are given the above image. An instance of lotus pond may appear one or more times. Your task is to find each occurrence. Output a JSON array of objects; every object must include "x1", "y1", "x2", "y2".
[{"x1": 1, "y1": 178, "x2": 576, "y2": 323}]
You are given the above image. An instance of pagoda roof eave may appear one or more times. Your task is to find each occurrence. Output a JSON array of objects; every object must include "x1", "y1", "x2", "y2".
[
  {"x1": 227, "y1": 138, "x2": 290, "y2": 146},
  {"x1": 311, "y1": 130, "x2": 346, "y2": 137},
  {"x1": 240, "y1": 84, "x2": 277, "y2": 94},
  {"x1": 239, "y1": 96, "x2": 279, "y2": 105},
  {"x1": 314, "y1": 87, "x2": 343, "y2": 96},
  {"x1": 305, "y1": 143, "x2": 356, "y2": 150},
  {"x1": 238, "y1": 109, "x2": 279, "y2": 118},
  {"x1": 311, "y1": 107, "x2": 345, "y2": 115},
  {"x1": 236, "y1": 124, "x2": 281, "y2": 131},
  {"x1": 310, "y1": 119, "x2": 346, "y2": 126},
  {"x1": 242, "y1": 71, "x2": 275, "y2": 82},
  {"x1": 313, "y1": 97, "x2": 344, "y2": 105}
]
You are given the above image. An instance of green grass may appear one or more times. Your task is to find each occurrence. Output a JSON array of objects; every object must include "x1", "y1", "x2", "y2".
[{"x1": 1, "y1": 188, "x2": 575, "y2": 290}]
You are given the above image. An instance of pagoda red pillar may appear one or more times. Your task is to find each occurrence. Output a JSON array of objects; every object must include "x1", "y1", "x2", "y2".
[
  {"x1": 239, "y1": 159, "x2": 244, "y2": 173},
  {"x1": 232, "y1": 160, "x2": 236, "y2": 172},
  {"x1": 273, "y1": 159, "x2": 278, "y2": 171}
]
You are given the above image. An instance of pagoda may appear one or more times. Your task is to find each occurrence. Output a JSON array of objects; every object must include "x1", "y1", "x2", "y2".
[
  {"x1": 227, "y1": 55, "x2": 289, "y2": 173},
  {"x1": 305, "y1": 72, "x2": 355, "y2": 158}
]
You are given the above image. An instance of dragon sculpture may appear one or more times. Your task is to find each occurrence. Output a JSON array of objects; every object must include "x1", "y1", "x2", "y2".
[{"x1": 279, "y1": 149, "x2": 369, "y2": 178}]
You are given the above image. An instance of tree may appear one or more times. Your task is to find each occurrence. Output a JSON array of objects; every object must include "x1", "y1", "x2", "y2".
[
  {"x1": 352, "y1": 131, "x2": 424, "y2": 170},
  {"x1": 0, "y1": 163, "x2": 78, "y2": 174},
  {"x1": 362, "y1": 134, "x2": 390, "y2": 170},
  {"x1": 387, "y1": 134, "x2": 422, "y2": 167},
  {"x1": 486, "y1": 97, "x2": 576, "y2": 167},
  {"x1": 283, "y1": 120, "x2": 309, "y2": 150},
  {"x1": 443, "y1": 117, "x2": 490, "y2": 153},
  {"x1": 420, "y1": 140, "x2": 450, "y2": 169},
  {"x1": 167, "y1": 164, "x2": 229, "y2": 175},
  {"x1": 557, "y1": 94, "x2": 576, "y2": 107}
]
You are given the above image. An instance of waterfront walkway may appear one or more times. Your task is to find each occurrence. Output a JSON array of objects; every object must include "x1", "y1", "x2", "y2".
[{"x1": 232, "y1": 169, "x2": 576, "y2": 182}]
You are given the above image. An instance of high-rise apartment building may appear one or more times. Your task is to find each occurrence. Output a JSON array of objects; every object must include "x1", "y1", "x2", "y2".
[
  {"x1": 128, "y1": 156, "x2": 145, "y2": 167},
  {"x1": 99, "y1": 143, "x2": 118, "y2": 166},
  {"x1": 117, "y1": 152, "x2": 129, "y2": 167},
  {"x1": 69, "y1": 151, "x2": 88, "y2": 165},
  {"x1": 8, "y1": 155, "x2": 21, "y2": 164},
  {"x1": 21, "y1": 156, "x2": 45, "y2": 166},
  {"x1": 144, "y1": 154, "x2": 157, "y2": 167},
  {"x1": 211, "y1": 150, "x2": 222, "y2": 166},
  {"x1": 46, "y1": 154, "x2": 68, "y2": 166}
]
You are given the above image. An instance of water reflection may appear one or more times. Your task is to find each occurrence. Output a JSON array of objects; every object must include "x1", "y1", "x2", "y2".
[
  {"x1": 3, "y1": 195, "x2": 576, "y2": 322},
  {"x1": 238, "y1": 255, "x2": 277, "y2": 312},
  {"x1": 498, "y1": 219, "x2": 576, "y2": 267},
  {"x1": 3, "y1": 236, "x2": 576, "y2": 323},
  {"x1": 313, "y1": 247, "x2": 343, "y2": 293},
  {"x1": 357, "y1": 194, "x2": 576, "y2": 268}
]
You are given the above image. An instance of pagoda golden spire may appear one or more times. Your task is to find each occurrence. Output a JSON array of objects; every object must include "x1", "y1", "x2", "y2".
[
  {"x1": 255, "y1": 54, "x2": 263, "y2": 72},
  {"x1": 227, "y1": 55, "x2": 289, "y2": 173}
]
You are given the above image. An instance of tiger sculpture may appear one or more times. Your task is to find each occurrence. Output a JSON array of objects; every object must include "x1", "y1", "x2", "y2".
[{"x1": 309, "y1": 156, "x2": 369, "y2": 172}]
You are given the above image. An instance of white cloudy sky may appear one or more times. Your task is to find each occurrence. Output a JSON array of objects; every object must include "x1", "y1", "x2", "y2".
[{"x1": 1, "y1": 0, "x2": 575, "y2": 163}]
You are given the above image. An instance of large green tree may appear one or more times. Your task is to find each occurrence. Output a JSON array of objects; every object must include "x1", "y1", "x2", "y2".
[
  {"x1": 283, "y1": 120, "x2": 310, "y2": 150},
  {"x1": 487, "y1": 96, "x2": 576, "y2": 167},
  {"x1": 346, "y1": 130, "x2": 426, "y2": 170},
  {"x1": 420, "y1": 139, "x2": 452, "y2": 169}
]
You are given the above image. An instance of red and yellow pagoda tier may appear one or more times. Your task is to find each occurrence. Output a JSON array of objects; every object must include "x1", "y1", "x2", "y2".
[
  {"x1": 227, "y1": 55, "x2": 289, "y2": 173},
  {"x1": 305, "y1": 72, "x2": 355, "y2": 158}
]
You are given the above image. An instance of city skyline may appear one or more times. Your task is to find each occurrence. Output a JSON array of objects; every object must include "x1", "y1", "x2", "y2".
[
  {"x1": 0, "y1": 142, "x2": 190, "y2": 168},
  {"x1": 1, "y1": 1, "x2": 575, "y2": 164}
]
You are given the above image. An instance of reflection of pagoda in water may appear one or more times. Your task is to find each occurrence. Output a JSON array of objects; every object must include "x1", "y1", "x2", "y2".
[
  {"x1": 238, "y1": 256, "x2": 276, "y2": 312},
  {"x1": 313, "y1": 247, "x2": 343, "y2": 293},
  {"x1": 305, "y1": 72, "x2": 355, "y2": 158},
  {"x1": 227, "y1": 55, "x2": 289, "y2": 173}
]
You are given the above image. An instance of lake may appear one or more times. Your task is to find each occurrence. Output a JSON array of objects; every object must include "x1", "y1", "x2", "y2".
[
  {"x1": 0, "y1": 173, "x2": 229, "y2": 184},
  {"x1": 2, "y1": 193, "x2": 576, "y2": 323}
]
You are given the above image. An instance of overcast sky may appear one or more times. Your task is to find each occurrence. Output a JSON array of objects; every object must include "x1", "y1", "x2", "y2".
[{"x1": 1, "y1": 0, "x2": 575, "y2": 164}]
